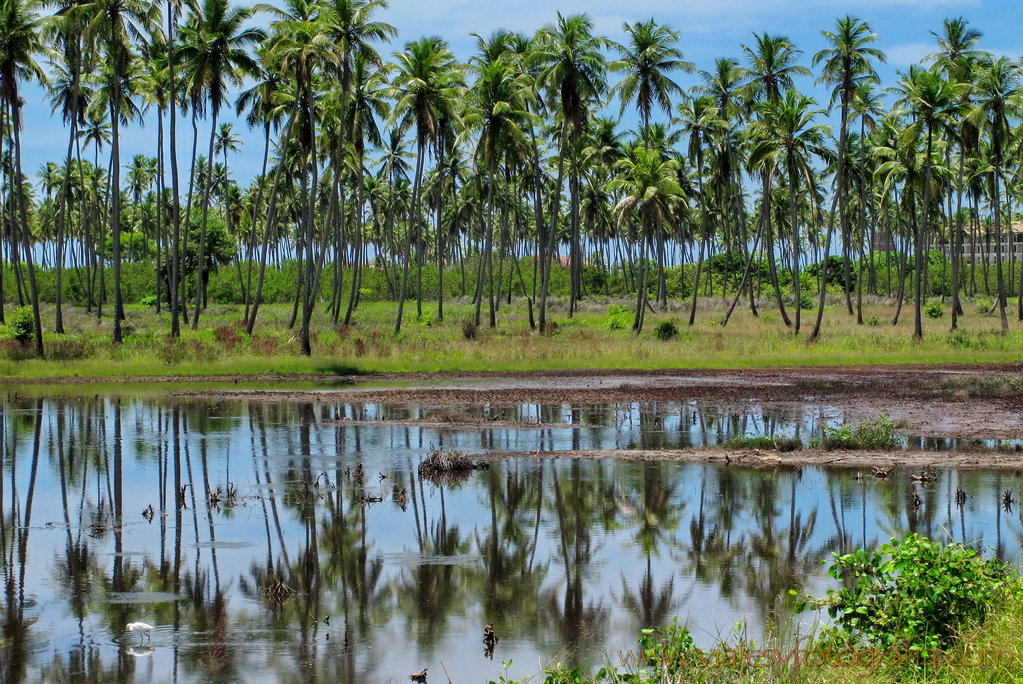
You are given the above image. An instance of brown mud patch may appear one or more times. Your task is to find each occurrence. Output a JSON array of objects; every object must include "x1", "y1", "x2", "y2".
[
  {"x1": 171, "y1": 365, "x2": 1023, "y2": 445},
  {"x1": 477, "y1": 447, "x2": 1023, "y2": 470}
]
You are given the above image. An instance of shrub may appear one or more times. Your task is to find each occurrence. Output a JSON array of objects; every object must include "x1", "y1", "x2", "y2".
[
  {"x1": 975, "y1": 297, "x2": 992, "y2": 314},
  {"x1": 604, "y1": 304, "x2": 631, "y2": 331},
  {"x1": 213, "y1": 323, "x2": 244, "y2": 352},
  {"x1": 819, "y1": 414, "x2": 899, "y2": 450},
  {"x1": 799, "y1": 534, "x2": 1014, "y2": 650},
  {"x1": 462, "y1": 321, "x2": 477, "y2": 340},
  {"x1": 47, "y1": 338, "x2": 94, "y2": 361},
  {"x1": 866, "y1": 314, "x2": 882, "y2": 326},
  {"x1": 925, "y1": 299, "x2": 944, "y2": 319},
  {"x1": 654, "y1": 319, "x2": 679, "y2": 341},
  {"x1": 0, "y1": 339, "x2": 35, "y2": 360},
  {"x1": 139, "y1": 295, "x2": 158, "y2": 307},
  {"x1": 9, "y1": 306, "x2": 33, "y2": 345}
]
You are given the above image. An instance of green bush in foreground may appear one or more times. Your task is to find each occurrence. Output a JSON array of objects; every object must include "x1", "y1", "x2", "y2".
[{"x1": 799, "y1": 534, "x2": 1014, "y2": 651}]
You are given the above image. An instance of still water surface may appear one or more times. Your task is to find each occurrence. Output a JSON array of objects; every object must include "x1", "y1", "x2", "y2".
[{"x1": 2, "y1": 395, "x2": 1022, "y2": 683}]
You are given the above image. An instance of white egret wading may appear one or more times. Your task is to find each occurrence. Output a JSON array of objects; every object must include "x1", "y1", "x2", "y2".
[{"x1": 126, "y1": 622, "x2": 155, "y2": 644}]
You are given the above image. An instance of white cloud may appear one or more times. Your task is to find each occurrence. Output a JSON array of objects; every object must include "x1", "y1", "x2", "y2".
[{"x1": 884, "y1": 41, "x2": 937, "y2": 67}]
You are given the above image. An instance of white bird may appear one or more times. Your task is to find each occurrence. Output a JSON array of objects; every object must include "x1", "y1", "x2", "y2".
[{"x1": 126, "y1": 622, "x2": 155, "y2": 644}]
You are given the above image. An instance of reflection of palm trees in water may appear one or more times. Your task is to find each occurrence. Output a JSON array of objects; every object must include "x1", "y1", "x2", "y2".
[
  {"x1": 397, "y1": 470, "x2": 472, "y2": 651},
  {"x1": 475, "y1": 462, "x2": 549, "y2": 645},
  {"x1": 544, "y1": 461, "x2": 612, "y2": 664},
  {"x1": 617, "y1": 461, "x2": 686, "y2": 628}
]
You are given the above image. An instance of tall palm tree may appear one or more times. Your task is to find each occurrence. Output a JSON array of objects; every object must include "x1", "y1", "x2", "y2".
[
  {"x1": 45, "y1": 0, "x2": 93, "y2": 335},
  {"x1": 178, "y1": 0, "x2": 264, "y2": 328},
  {"x1": 0, "y1": 0, "x2": 49, "y2": 356},
  {"x1": 389, "y1": 36, "x2": 462, "y2": 335},
  {"x1": 318, "y1": 0, "x2": 395, "y2": 324},
  {"x1": 925, "y1": 18, "x2": 986, "y2": 327},
  {"x1": 968, "y1": 57, "x2": 1020, "y2": 334},
  {"x1": 674, "y1": 93, "x2": 725, "y2": 325},
  {"x1": 76, "y1": 0, "x2": 158, "y2": 344},
  {"x1": 813, "y1": 16, "x2": 884, "y2": 321},
  {"x1": 461, "y1": 54, "x2": 535, "y2": 327},
  {"x1": 894, "y1": 66, "x2": 963, "y2": 339},
  {"x1": 741, "y1": 33, "x2": 810, "y2": 106},
  {"x1": 610, "y1": 19, "x2": 690, "y2": 147},
  {"x1": 749, "y1": 89, "x2": 831, "y2": 335},
  {"x1": 265, "y1": 0, "x2": 337, "y2": 354},
  {"x1": 531, "y1": 12, "x2": 608, "y2": 324}
]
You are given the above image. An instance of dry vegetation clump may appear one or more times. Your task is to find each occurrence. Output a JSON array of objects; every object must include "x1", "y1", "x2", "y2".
[{"x1": 418, "y1": 448, "x2": 489, "y2": 485}]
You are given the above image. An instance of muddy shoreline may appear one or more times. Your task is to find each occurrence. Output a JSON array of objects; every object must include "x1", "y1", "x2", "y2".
[{"x1": 476, "y1": 446, "x2": 1023, "y2": 470}]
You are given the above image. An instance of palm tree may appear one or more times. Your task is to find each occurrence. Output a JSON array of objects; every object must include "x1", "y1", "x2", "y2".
[
  {"x1": 610, "y1": 19, "x2": 690, "y2": 147},
  {"x1": 178, "y1": 0, "x2": 264, "y2": 328},
  {"x1": 342, "y1": 52, "x2": 388, "y2": 324},
  {"x1": 0, "y1": 0, "x2": 49, "y2": 356},
  {"x1": 45, "y1": 0, "x2": 93, "y2": 335},
  {"x1": 389, "y1": 36, "x2": 462, "y2": 335},
  {"x1": 749, "y1": 89, "x2": 831, "y2": 335},
  {"x1": 461, "y1": 53, "x2": 535, "y2": 327},
  {"x1": 894, "y1": 66, "x2": 963, "y2": 338},
  {"x1": 318, "y1": 0, "x2": 395, "y2": 325},
  {"x1": 812, "y1": 16, "x2": 884, "y2": 321},
  {"x1": 76, "y1": 0, "x2": 158, "y2": 344},
  {"x1": 925, "y1": 18, "x2": 985, "y2": 328},
  {"x1": 741, "y1": 33, "x2": 810, "y2": 106},
  {"x1": 674, "y1": 94, "x2": 725, "y2": 325},
  {"x1": 968, "y1": 57, "x2": 1020, "y2": 334},
  {"x1": 609, "y1": 146, "x2": 685, "y2": 334},
  {"x1": 264, "y1": 0, "x2": 337, "y2": 354},
  {"x1": 531, "y1": 12, "x2": 608, "y2": 324}
]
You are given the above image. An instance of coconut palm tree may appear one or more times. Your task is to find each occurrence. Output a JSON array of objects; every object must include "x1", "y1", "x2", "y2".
[
  {"x1": 76, "y1": 0, "x2": 159, "y2": 344},
  {"x1": 609, "y1": 145, "x2": 685, "y2": 334},
  {"x1": 178, "y1": 0, "x2": 264, "y2": 328},
  {"x1": 749, "y1": 89, "x2": 831, "y2": 335},
  {"x1": 813, "y1": 16, "x2": 884, "y2": 320},
  {"x1": 532, "y1": 12, "x2": 608, "y2": 323},
  {"x1": 461, "y1": 53, "x2": 536, "y2": 327},
  {"x1": 610, "y1": 19, "x2": 690, "y2": 147},
  {"x1": 0, "y1": 0, "x2": 49, "y2": 355},
  {"x1": 45, "y1": 0, "x2": 94, "y2": 334},
  {"x1": 389, "y1": 36, "x2": 462, "y2": 335},
  {"x1": 264, "y1": 0, "x2": 337, "y2": 354},
  {"x1": 925, "y1": 18, "x2": 986, "y2": 329},
  {"x1": 674, "y1": 94, "x2": 725, "y2": 325},
  {"x1": 894, "y1": 66, "x2": 964, "y2": 338}
]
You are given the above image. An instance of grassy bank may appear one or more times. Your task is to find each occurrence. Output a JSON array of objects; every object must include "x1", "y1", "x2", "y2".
[{"x1": 0, "y1": 296, "x2": 1021, "y2": 380}]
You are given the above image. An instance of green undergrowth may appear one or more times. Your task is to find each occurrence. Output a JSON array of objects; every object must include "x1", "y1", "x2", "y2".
[{"x1": 0, "y1": 298, "x2": 1020, "y2": 380}]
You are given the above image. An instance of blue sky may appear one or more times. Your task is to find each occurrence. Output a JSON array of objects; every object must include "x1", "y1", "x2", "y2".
[{"x1": 17, "y1": 0, "x2": 1023, "y2": 187}]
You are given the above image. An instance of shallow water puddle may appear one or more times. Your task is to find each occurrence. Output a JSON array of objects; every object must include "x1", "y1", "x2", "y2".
[{"x1": 1, "y1": 396, "x2": 1022, "y2": 683}]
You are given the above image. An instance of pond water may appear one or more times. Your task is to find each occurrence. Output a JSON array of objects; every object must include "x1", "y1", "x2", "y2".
[{"x1": 2, "y1": 395, "x2": 1023, "y2": 684}]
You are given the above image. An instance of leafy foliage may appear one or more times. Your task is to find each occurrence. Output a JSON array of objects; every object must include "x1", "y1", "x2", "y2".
[
  {"x1": 9, "y1": 306, "x2": 34, "y2": 345},
  {"x1": 654, "y1": 319, "x2": 678, "y2": 340},
  {"x1": 818, "y1": 414, "x2": 899, "y2": 450},
  {"x1": 800, "y1": 534, "x2": 1015, "y2": 650}
]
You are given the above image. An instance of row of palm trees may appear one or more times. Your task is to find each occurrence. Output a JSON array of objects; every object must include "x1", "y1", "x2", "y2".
[{"x1": 0, "y1": 1, "x2": 1020, "y2": 357}]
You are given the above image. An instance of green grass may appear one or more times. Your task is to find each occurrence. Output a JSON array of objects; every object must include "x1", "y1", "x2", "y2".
[{"x1": 1, "y1": 295, "x2": 1021, "y2": 381}]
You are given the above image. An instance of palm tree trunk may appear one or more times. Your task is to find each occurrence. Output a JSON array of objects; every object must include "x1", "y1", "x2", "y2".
[{"x1": 395, "y1": 139, "x2": 425, "y2": 335}]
